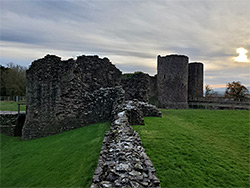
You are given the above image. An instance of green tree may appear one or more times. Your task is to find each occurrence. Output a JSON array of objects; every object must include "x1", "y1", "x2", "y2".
[
  {"x1": 225, "y1": 81, "x2": 249, "y2": 100},
  {"x1": 0, "y1": 63, "x2": 27, "y2": 96},
  {"x1": 0, "y1": 66, "x2": 9, "y2": 96}
]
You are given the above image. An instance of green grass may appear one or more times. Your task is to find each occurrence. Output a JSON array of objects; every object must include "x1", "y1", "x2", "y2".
[
  {"x1": 0, "y1": 122, "x2": 109, "y2": 188},
  {"x1": 0, "y1": 101, "x2": 26, "y2": 111},
  {"x1": 133, "y1": 110, "x2": 250, "y2": 188}
]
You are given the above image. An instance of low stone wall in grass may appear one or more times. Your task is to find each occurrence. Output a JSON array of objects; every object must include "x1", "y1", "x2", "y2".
[
  {"x1": 0, "y1": 113, "x2": 25, "y2": 136},
  {"x1": 91, "y1": 100, "x2": 161, "y2": 188}
]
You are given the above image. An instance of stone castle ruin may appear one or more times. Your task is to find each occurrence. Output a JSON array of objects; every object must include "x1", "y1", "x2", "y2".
[
  {"x1": 122, "y1": 55, "x2": 204, "y2": 108},
  {"x1": 23, "y1": 55, "x2": 123, "y2": 140},
  {"x1": 2, "y1": 53, "x2": 249, "y2": 187},
  {"x1": 1, "y1": 53, "x2": 249, "y2": 187},
  {"x1": 22, "y1": 53, "x2": 204, "y2": 140},
  {"x1": 0, "y1": 53, "x2": 205, "y2": 187},
  {"x1": 157, "y1": 55, "x2": 189, "y2": 108},
  {"x1": 157, "y1": 55, "x2": 203, "y2": 108},
  {"x1": 188, "y1": 62, "x2": 204, "y2": 100}
]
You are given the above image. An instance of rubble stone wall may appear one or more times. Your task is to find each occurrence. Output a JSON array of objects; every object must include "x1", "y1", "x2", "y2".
[
  {"x1": 91, "y1": 100, "x2": 161, "y2": 188},
  {"x1": 121, "y1": 72, "x2": 150, "y2": 102},
  {"x1": 23, "y1": 86, "x2": 124, "y2": 140},
  {"x1": 0, "y1": 113, "x2": 25, "y2": 136},
  {"x1": 23, "y1": 55, "x2": 122, "y2": 140},
  {"x1": 121, "y1": 73, "x2": 157, "y2": 104},
  {"x1": 149, "y1": 75, "x2": 158, "y2": 105}
]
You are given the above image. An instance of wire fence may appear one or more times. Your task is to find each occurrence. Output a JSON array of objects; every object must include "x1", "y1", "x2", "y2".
[{"x1": 0, "y1": 96, "x2": 26, "y2": 102}]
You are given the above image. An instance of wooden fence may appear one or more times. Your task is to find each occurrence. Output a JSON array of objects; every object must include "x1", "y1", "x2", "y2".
[{"x1": 189, "y1": 97, "x2": 250, "y2": 110}]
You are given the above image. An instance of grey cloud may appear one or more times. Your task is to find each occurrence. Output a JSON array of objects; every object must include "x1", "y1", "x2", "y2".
[
  {"x1": 1, "y1": 28, "x2": 47, "y2": 44},
  {"x1": 1, "y1": 0, "x2": 95, "y2": 23},
  {"x1": 205, "y1": 66, "x2": 250, "y2": 86},
  {"x1": 1, "y1": 0, "x2": 249, "y2": 86}
]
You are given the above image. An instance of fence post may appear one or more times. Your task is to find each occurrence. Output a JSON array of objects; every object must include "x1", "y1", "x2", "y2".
[{"x1": 18, "y1": 104, "x2": 20, "y2": 116}]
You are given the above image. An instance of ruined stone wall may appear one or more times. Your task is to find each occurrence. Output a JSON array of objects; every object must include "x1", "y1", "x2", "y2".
[
  {"x1": 149, "y1": 75, "x2": 158, "y2": 105},
  {"x1": 91, "y1": 100, "x2": 161, "y2": 187},
  {"x1": 157, "y1": 54, "x2": 189, "y2": 109},
  {"x1": 121, "y1": 55, "x2": 204, "y2": 108},
  {"x1": 22, "y1": 53, "x2": 205, "y2": 139},
  {"x1": 121, "y1": 73, "x2": 157, "y2": 104},
  {"x1": 188, "y1": 62, "x2": 204, "y2": 100},
  {"x1": 121, "y1": 72, "x2": 150, "y2": 102},
  {"x1": 0, "y1": 113, "x2": 25, "y2": 136},
  {"x1": 23, "y1": 55, "x2": 122, "y2": 140}
]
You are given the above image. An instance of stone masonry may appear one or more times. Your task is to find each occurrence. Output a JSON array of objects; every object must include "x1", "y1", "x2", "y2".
[
  {"x1": 188, "y1": 62, "x2": 204, "y2": 100},
  {"x1": 121, "y1": 72, "x2": 157, "y2": 104},
  {"x1": 23, "y1": 53, "x2": 204, "y2": 140},
  {"x1": 23, "y1": 55, "x2": 122, "y2": 140},
  {"x1": 91, "y1": 100, "x2": 161, "y2": 188},
  {"x1": 157, "y1": 55, "x2": 189, "y2": 109},
  {"x1": 0, "y1": 112, "x2": 25, "y2": 137},
  {"x1": 121, "y1": 55, "x2": 204, "y2": 109}
]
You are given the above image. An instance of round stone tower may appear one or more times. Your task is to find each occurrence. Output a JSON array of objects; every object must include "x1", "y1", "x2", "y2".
[
  {"x1": 157, "y1": 54, "x2": 189, "y2": 109},
  {"x1": 188, "y1": 62, "x2": 204, "y2": 100}
]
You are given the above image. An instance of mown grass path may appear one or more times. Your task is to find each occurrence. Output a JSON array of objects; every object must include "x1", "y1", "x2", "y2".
[
  {"x1": 133, "y1": 110, "x2": 250, "y2": 187},
  {"x1": 0, "y1": 123, "x2": 109, "y2": 187}
]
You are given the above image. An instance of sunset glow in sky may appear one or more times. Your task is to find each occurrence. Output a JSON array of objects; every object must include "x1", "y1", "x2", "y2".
[
  {"x1": 235, "y1": 48, "x2": 249, "y2": 63},
  {"x1": 0, "y1": 0, "x2": 250, "y2": 89}
]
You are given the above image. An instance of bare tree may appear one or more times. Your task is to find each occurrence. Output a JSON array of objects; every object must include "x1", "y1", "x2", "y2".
[{"x1": 205, "y1": 85, "x2": 218, "y2": 98}]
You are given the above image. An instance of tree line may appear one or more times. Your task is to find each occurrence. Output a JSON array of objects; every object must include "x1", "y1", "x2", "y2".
[
  {"x1": 205, "y1": 81, "x2": 249, "y2": 100},
  {"x1": 0, "y1": 63, "x2": 27, "y2": 97}
]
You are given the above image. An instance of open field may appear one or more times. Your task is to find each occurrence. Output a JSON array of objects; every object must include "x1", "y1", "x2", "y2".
[
  {"x1": 0, "y1": 101, "x2": 26, "y2": 111},
  {"x1": 1, "y1": 108, "x2": 249, "y2": 187},
  {"x1": 0, "y1": 122, "x2": 109, "y2": 187},
  {"x1": 133, "y1": 109, "x2": 250, "y2": 187}
]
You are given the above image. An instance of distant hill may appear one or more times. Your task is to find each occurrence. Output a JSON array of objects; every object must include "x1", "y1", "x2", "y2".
[
  {"x1": 203, "y1": 86, "x2": 250, "y2": 97},
  {"x1": 213, "y1": 87, "x2": 226, "y2": 96}
]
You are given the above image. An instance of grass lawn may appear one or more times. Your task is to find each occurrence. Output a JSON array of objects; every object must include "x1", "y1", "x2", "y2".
[
  {"x1": 0, "y1": 101, "x2": 26, "y2": 111},
  {"x1": 0, "y1": 122, "x2": 109, "y2": 188},
  {"x1": 133, "y1": 110, "x2": 250, "y2": 188}
]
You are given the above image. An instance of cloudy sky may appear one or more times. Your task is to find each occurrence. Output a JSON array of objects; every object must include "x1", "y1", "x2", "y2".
[{"x1": 1, "y1": 0, "x2": 250, "y2": 88}]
